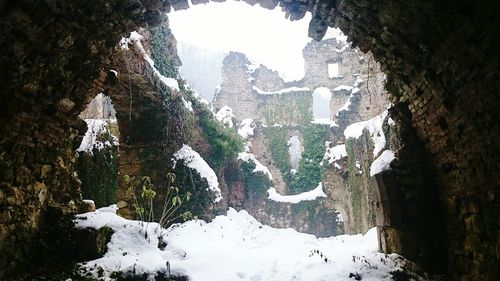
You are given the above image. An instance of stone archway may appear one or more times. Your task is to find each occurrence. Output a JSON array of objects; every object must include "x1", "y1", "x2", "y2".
[{"x1": 0, "y1": 1, "x2": 499, "y2": 280}]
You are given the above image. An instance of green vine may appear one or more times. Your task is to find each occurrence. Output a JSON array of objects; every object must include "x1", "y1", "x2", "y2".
[
  {"x1": 264, "y1": 93, "x2": 313, "y2": 126},
  {"x1": 263, "y1": 126, "x2": 292, "y2": 184},
  {"x1": 150, "y1": 25, "x2": 179, "y2": 79},
  {"x1": 289, "y1": 124, "x2": 328, "y2": 193},
  {"x1": 76, "y1": 131, "x2": 118, "y2": 208},
  {"x1": 197, "y1": 107, "x2": 243, "y2": 170},
  {"x1": 241, "y1": 161, "x2": 272, "y2": 198}
]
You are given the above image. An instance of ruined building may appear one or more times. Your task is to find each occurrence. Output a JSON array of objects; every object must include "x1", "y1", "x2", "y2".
[
  {"x1": 0, "y1": 1, "x2": 499, "y2": 280},
  {"x1": 212, "y1": 37, "x2": 388, "y2": 236}
]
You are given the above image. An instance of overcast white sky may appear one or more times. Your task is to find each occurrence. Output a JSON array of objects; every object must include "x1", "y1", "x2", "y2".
[{"x1": 169, "y1": 0, "x2": 312, "y2": 81}]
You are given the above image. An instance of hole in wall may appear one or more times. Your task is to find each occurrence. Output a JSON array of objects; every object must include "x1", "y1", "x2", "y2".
[
  {"x1": 70, "y1": 1, "x2": 409, "y2": 279},
  {"x1": 76, "y1": 93, "x2": 119, "y2": 208}
]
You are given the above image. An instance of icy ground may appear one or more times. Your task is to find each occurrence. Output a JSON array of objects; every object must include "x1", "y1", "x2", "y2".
[{"x1": 75, "y1": 207, "x2": 429, "y2": 281}]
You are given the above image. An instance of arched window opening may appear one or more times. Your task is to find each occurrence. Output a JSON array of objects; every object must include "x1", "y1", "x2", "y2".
[{"x1": 76, "y1": 93, "x2": 119, "y2": 209}]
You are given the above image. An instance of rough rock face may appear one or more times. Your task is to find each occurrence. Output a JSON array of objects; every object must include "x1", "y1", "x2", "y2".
[
  {"x1": 0, "y1": 1, "x2": 164, "y2": 276},
  {"x1": 0, "y1": 0, "x2": 499, "y2": 279}
]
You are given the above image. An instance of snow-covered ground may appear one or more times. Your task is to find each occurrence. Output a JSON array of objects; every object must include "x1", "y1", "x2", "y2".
[{"x1": 76, "y1": 207, "x2": 429, "y2": 281}]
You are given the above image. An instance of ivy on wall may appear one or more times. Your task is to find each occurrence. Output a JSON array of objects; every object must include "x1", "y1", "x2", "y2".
[
  {"x1": 289, "y1": 124, "x2": 328, "y2": 193},
  {"x1": 172, "y1": 163, "x2": 216, "y2": 222},
  {"x1": 150, "y1": 25, "x2": 179, "y2": 79},
  {"x1": 196, "y1": 105, "x2": 243, "y2": 170},
  {"x1": 262, "y1": 126, "x2": 292, "y2": 184},
  {"x1": 241, "y1": 161, "x2": 272, "y2": 198},
  {"x1": 76, "y1": 133, "x2": 118, "y2": 208},
  {"x1": 264, "y1": 92, "x2": 313, "y2": 126},
  {"x1": 263, "y1": 124, "x2": 328, "y2": 194}
]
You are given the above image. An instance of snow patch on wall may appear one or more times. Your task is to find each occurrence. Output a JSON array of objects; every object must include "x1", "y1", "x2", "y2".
[
  {"x1": 181, "y1": 96, "x2": 193, "y2": 112},
  {"x1": 215, "y1": 106, "x2": 234, "y2": 128},
  {"x1": 287, "y1": 135, "x2": 302, "y2": 170},
  {"x1": 238, "y1": 118, "x2": 255, "y2": 139},
  {"x1": 321, "y1": 142, "x2": 347, "y2": 167},
  {"x1": 335, "y1": 87, "x2": 360, "y2": 116}
]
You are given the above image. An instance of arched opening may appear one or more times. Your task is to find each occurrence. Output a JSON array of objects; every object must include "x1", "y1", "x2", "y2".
[
  {"x1": 69, "y1": 2, "x2": 411, "y2": 279},
  {"x1": 76, "y1": 93, "x2": 119, "y2": 209},
  {"x1": 0, "y1": 0, "x2": 498, "y2": 280},
  {"x1": 312, "y1": 87, "x2": 332, "y2": 121}
]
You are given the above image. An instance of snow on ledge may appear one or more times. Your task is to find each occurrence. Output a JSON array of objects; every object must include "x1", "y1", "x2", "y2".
[
  {"x1": 252, "y1": 85, "x2": 310, "y2": 95},
  {"x1": 370, "y1": 150, "x2": 396, "y2": 176},
  {"x1": 344, "y1": 110, "x2": 388, "y2": 156},
  {"x1": 267, "y1": 183, "x2": 327, "y2": 204},
  {"x1": 238, "y1": 152, "x2": 273, "y2": 181},
  {"x1": 120, "y1": 32, "x2": 180, "y2": 92},
  {"x1": 173, "y1": 145, "x2": 222, "y2": 203},
  {"x1": 312, "y1": 118, "x2": 339, "y2": 127}
]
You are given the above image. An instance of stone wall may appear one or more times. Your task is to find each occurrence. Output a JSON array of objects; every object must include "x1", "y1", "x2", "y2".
[
  {"x1": 214, "y1": 41, "x2": 388, "y2": 237},
  {"x1": 0, "y1": 1, "x2": 166, "y2": 277},
  {"x1": 213, "y1": 52, "x2": 263, "y2": 122},
  {"x1": 313, "y1": 1, "x2": 500, "y2": 278},
  {"x1": 302, "y1": 38, "x2": 387, "y2": 122},
  {"x1": 0, "y1": 0, "x2": 499, "y2": 279}
]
